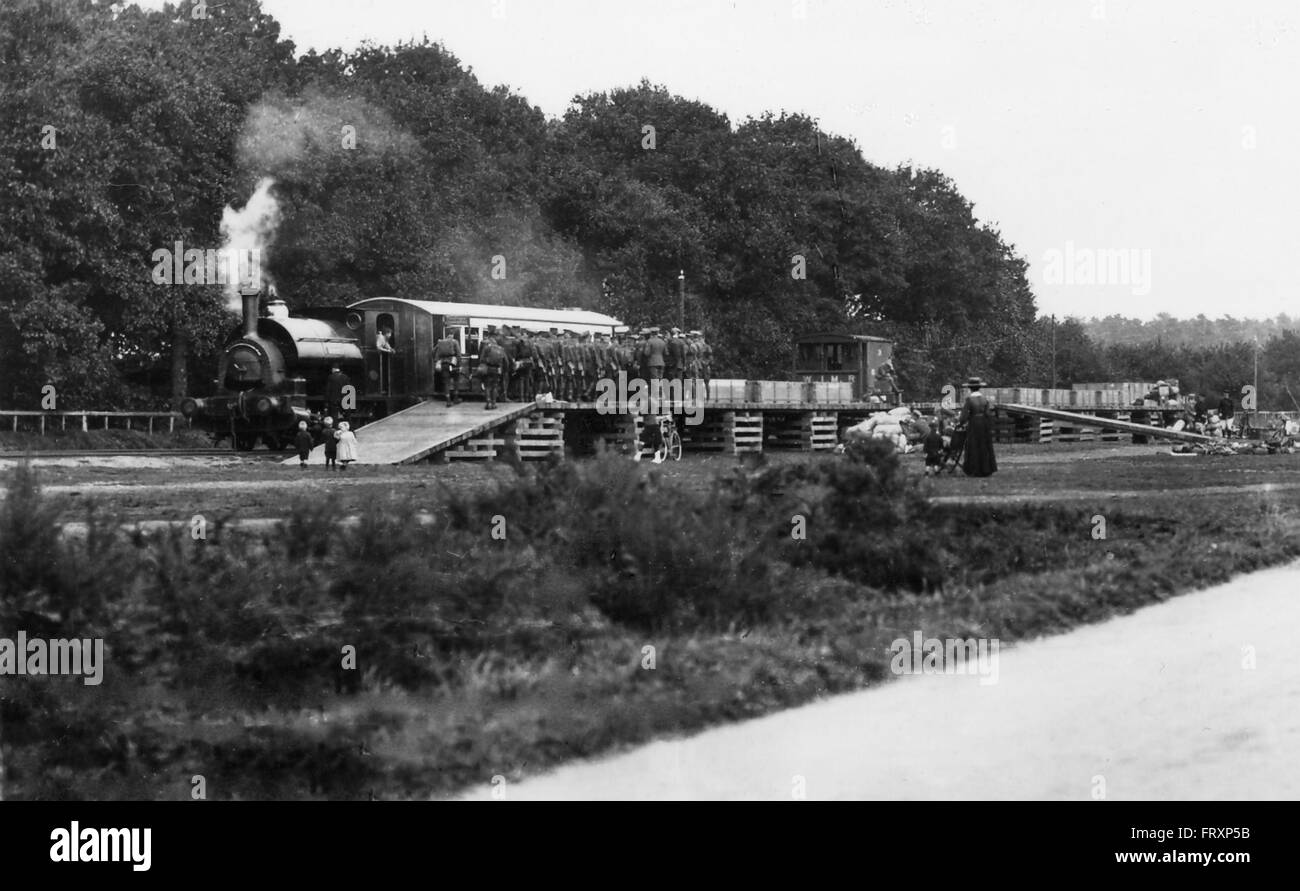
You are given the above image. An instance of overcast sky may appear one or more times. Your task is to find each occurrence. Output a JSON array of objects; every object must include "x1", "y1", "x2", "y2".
[{"x1": 140, "y1": 0, "x2": 1299, "y2": 321}]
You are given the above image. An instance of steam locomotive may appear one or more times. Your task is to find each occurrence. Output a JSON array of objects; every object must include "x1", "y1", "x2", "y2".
[{"x1": 180, "y1": 287, "x2": 625, "y2": 449}]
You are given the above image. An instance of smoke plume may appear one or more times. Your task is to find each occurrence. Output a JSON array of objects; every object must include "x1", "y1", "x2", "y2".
[{"x1": 219, "y1": 177, "x2": 280, "y2": 311}]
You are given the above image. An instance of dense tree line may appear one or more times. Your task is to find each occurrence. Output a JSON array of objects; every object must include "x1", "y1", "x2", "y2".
[
  {"x1": 2, "y1": 0, "x2": 1295, "y2": 410},
  {"x1": 1043, "y1": 319, "x2": 1300, "y2": 411},
  {"x1": 1081, "y1": 314, "x2": 1297, "y2": 349}
]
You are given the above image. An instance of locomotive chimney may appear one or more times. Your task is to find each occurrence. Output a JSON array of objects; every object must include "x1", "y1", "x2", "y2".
[{"x1": 240, "y1": 284, "x2": 261, "y2": 338}]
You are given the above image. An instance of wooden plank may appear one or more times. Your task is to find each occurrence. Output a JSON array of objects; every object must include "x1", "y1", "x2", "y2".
[
  {"x1": 729, "y1": 411, "x2": 763, "y2": 454},
  {"x1": 290, "y1": 400, "x2": 539, "y2": 465},
  {"x1": 1002, "y1": 404, "x2": 1212, "y2": 443}
]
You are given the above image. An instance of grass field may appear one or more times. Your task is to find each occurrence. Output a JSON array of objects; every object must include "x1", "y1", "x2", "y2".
[
  {"x1": 7, "y1": 440, "x2": 1300, "y2": 521},
  {"x1": 2, "y1": 441, "x2": 1298, "y2": 799}
]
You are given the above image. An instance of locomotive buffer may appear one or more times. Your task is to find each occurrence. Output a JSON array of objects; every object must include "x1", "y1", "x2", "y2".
[{"x1": 290, "y1": 400, "x2": 539, "y2": 465}]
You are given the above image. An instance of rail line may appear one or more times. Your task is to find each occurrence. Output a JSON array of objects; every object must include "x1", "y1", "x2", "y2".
[{"x1": 0, "y1": 448, "x2": 286, "y2": 459}]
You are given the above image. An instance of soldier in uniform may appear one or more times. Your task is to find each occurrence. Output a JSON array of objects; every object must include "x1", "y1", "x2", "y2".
[
  {"x1": 641, "y1": 327, "x2": 666, "y2": 381},
  {"x1": 571, "y1": 331, "x2": 586, "y2": 401},
  {"x1": 563, "y1": 330, "x2": 580, "y2": 401},
  {"x1": 552, "y1": 331, "x2": 567, "y2": 400},
  {"x1": 579, "y1": 331, "x2": 599, "y2": 401},
  {"x1": 479, "y1": 330, "x2": 507, "y2": 410},
  {"x1": 613, "y1": 333, "x2": 631, "y2": 377},
  {"x1": 500, "y1": 326, "x2": 518, "y2": 403},
  {"x1": 598, "y1": 332, "x2": 617, "y2": 386},
  {"x1": 432, "y1": 330, "x2": 462, "y2": 406},
  {"x1": 695, "y1": 331, "x2": 713, "y2": 400},
  {"x1": 665, "y1": 326, "x2": 685, "y2": 385},
  {"x1": 514, "y1": 330, "x2": 536, "y2": 401},
  {"x1": 535, "y1": 330, "x2": 551, "y2": 397},
  {"x1": 684, "y1": 331, "x2": 701, "y2": 401}
]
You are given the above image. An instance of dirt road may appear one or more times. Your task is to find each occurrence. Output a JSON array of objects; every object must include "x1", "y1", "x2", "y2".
[{"x1": 483, "y1": 560, "x2": 1300, "y2": 800}]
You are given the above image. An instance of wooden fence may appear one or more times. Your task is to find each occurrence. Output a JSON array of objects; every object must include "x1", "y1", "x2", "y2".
[{"x1": 0, "y1": 411, "x2": 183, "y2": 435}]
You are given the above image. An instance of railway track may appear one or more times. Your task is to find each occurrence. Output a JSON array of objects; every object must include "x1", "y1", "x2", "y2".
[{"x1": 0, "y1": 448, "x2": 287, "y2": 459}]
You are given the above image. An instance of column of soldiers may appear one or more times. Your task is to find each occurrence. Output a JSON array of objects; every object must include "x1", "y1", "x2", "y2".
[
  {"x1": 437, "y1": 325, "x2": 713, "y2": 405},
  {"x1": 633, "y1": 326, "x2": 713, "y2": 401}
]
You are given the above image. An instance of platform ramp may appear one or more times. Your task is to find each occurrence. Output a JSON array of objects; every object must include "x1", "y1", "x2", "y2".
[
  {"x1": 289, "y1": 400, "x2": 539, "y2": 466},
  {"x1": 1000, "y1": 404, "x2": 1213, "y2": 443}
]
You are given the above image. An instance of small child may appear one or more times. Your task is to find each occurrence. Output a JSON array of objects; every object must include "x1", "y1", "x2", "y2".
[
  {"x1": 294, "y1": 420, "x2": 314, "y2": 468},
  {"x1": 320, "y1": 416, "x2": 338, "y2": 470},
  {"x1": 335, "y1": 420, "x2": 358, "y2": 470},
  {"x1": 922, "y1": 422, "x2": 945, "y2": 476}
]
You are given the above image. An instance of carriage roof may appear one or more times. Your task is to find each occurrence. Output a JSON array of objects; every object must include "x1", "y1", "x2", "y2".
[
  {"x1": 794, "y1": 332, "x2": 894, "y2": 345},
  {"x1": 350, "y1": 297, "x2": 624, "y2": 329}
]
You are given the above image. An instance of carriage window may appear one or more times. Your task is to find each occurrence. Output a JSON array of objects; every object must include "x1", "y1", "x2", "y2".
[
  {"x1": 797, "y1": 343, "x2": 824, "y2": 368},
  {"x1": 376, "y1": 313, "x2": 396, "y2": 345},
  {"x1": 826, "y1": 344, "x2": 845, "y2": 371}
]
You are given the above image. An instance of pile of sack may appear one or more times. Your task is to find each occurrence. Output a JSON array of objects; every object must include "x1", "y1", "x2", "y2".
[{"x1": 838, "y1": 407, "x2": 931, "y2": 454}]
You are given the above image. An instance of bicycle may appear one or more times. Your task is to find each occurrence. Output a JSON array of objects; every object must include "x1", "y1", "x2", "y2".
[{"x1": 634, "y1": 414, "x2": 682, "y2": 463}]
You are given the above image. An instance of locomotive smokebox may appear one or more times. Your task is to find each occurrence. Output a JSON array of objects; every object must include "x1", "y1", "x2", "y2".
[{"x1": 240, "y1": 285, "x2": 262, "y2": 338}]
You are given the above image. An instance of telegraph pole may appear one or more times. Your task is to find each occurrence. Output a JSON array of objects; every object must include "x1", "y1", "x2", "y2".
[
  {"x1": 678, "y1": 270, "x2": 685, "y2": 332},
  {"x1": 1051, "y1": 314, "x2": 1057, "y2": 389},
  {"x1": 1254, "y1": 336, "x2": 1260, "y2": 427}
]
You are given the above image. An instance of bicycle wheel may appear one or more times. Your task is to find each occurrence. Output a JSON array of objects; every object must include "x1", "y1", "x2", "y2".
[{"x1": 667, "y1": 426, "x2": 683, "y2": 461}]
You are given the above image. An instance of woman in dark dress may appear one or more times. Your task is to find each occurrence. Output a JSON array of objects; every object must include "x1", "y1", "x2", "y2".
[{"x1": 958, "y1": 377, "x2": 997, "y2": 477}]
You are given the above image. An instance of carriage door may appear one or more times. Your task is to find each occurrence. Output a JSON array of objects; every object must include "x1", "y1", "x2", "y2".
[
  {"x1": 441, "y1": 316, "x2": 473, "y2": 389},
  {"x1": 373, "y1": 312, "x2": 401, "y2": 395}
]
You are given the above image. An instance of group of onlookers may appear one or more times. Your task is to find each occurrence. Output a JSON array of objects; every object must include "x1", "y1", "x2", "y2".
[{"x1": 294, "y1": 414, "x2": 358, "y2": 469}]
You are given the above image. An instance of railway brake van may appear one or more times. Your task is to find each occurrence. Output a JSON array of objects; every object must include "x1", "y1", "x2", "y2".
[{"x1": 794, "y1": 332, "x2": 895, "y2": 402}]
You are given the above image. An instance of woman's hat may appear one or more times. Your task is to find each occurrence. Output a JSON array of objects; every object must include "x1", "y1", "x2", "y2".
[
  {"x1": 338, "y1": 421, "x2": 350, "y2": 431},
  {"x1": 966, "y1": 377, "x2": 985, "y2": 388}
]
